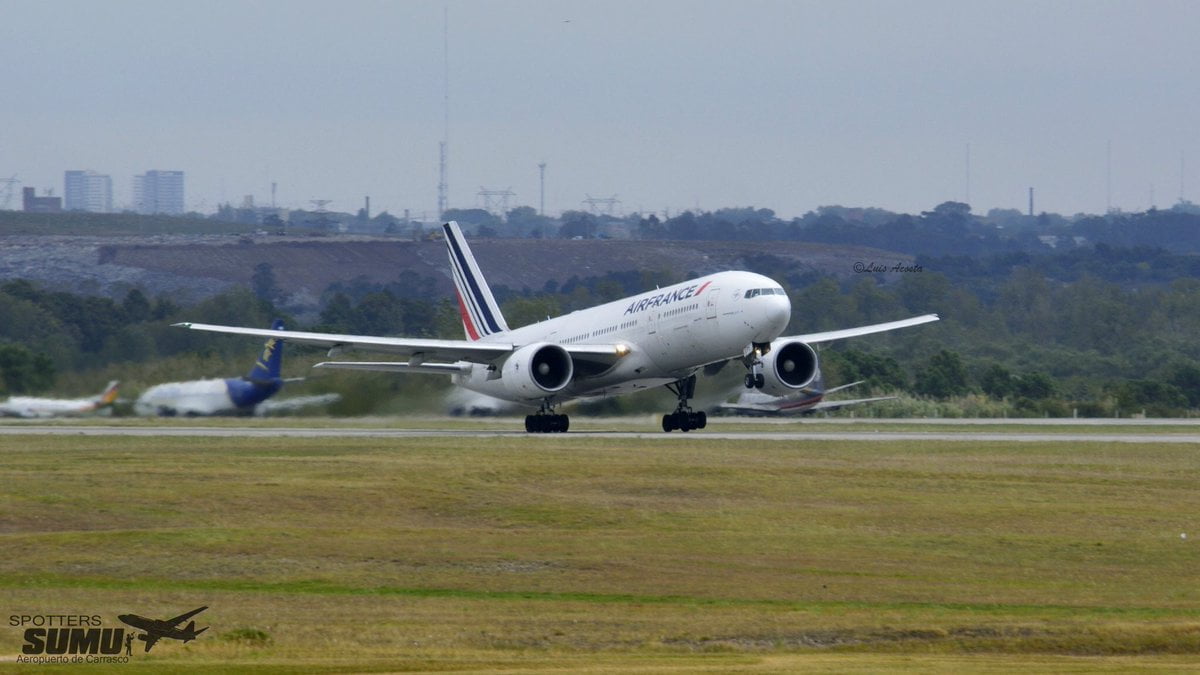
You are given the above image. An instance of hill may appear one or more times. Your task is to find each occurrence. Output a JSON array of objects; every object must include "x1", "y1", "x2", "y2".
[{"x1": 0, "y1": 234, "x2": 914, "y2": 314}]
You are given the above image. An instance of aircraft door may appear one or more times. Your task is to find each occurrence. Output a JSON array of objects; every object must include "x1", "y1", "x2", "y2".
[{"x1": 705, "y1": 288, "x2": 720, "y2": 320}]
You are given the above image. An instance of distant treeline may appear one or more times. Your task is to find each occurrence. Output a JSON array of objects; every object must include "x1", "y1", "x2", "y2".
[
  {"x1": 9, "y1": 198, "x2": 1200, "y2": 257},
  {"x1": 4, "y1": 238, "x2": 1200, "y2": 417}
]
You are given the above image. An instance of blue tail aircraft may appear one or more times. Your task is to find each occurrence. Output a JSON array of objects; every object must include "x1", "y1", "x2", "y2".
[{"x1": 134, "y1": 320, "x2": 291, "y2": 416}]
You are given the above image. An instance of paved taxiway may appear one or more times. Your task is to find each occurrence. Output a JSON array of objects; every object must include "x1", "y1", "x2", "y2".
[{"x1": 3, "y1": 424, "x2": 1200, "y2": 443}]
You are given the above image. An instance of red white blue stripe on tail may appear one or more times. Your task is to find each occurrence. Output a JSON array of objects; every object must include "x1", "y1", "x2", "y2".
[{"x1": 443, "y1": 221, "x2": 510, "y2": 341}]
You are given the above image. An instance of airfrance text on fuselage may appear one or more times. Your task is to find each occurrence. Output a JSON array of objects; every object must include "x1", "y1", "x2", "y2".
[{"x1": 623, "y1": 282, "x2": 708, "y2": 316}]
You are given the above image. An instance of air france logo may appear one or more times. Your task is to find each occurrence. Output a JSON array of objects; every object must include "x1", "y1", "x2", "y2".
[{"x1": 623, "y1": 281, "x2": 711, "y2": 316}]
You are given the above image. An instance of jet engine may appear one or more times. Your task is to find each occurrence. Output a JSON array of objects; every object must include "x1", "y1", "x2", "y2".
[
  {"x1": 501, "y1": 342, "x2": 574, "y2": 400},
  {"x1": 758, "y1": 340, "x2": 819, "y2": 396}
]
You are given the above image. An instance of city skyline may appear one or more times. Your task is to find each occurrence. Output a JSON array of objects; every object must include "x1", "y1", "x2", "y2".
[{"x1": 3, "y1": 1, "x2": 1200, "y2": 219}]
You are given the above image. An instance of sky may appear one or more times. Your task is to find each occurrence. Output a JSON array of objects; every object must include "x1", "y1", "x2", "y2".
[{"x1": 3, "y1": 0, "x2": 1200, "y2": 220}]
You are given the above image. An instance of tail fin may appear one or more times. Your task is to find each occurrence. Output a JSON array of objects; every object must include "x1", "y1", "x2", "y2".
[
  {"x1": 246, "y1": 319, "x2": 285, "y2": 381},
  {"x1": 94, "y1": 381, "x2": 120, "y2": 407},
  {"x1": 443, "y1": 221, "x2": 509, "y2": 340}
]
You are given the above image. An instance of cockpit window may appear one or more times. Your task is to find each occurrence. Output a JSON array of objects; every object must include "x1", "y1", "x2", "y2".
[{"x1": 744, "y1": 288, "x2": 785, "y2": 298}]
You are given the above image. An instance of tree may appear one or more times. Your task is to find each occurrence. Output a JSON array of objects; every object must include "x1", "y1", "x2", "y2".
[
  {"x1": 1014, "y1": 371, "x2": 1056, "y2": 400},
  {"x1": 252, "y1": 262, "x2": 279, "y2": 303},
  {"x1": 979, "y1": 363, "x2": 1014, "y2": 399},
  {"x1": 316, "y1": 292, "x2": 355, "y2": 333},
  {"x1": 559, "y1": 211, "x2": 597, "y2": 239},
  {"x1": 914, "y1": 350, "x2": 971, "y2": 399},
  {"x1": 0, "y1": 343, "x2": 55, "y2": 394},
  {"x1": 122, "y1": 288, "x2": 151, "y2": 323}
]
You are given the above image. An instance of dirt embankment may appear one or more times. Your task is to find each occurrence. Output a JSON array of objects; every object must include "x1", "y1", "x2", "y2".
[{"x1": 1, "y1": 234, "x2": 913, "y2": 312}]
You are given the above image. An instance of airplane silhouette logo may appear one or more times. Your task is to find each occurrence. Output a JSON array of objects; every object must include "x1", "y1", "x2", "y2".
[{"x1": 117, "y1": 606, "x2": 208, "y2": 652}]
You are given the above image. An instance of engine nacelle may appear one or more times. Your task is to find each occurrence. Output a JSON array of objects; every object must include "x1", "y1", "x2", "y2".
[
  {"x1": 501, "y1": 342, "x2": 574, "y2": 400},
  {"x1": 759, "y1": 340, "x2": 819, "y2": 396}
]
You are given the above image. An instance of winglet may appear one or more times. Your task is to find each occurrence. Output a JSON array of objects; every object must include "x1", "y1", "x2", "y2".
[{"x1": 443, "y1": 221, "x2": 509, "y2": 341}]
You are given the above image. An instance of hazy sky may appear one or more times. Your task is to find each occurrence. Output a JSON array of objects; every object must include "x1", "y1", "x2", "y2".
[{"x1": 3, "y1": 0, "x2": 1199, "y2": 219}]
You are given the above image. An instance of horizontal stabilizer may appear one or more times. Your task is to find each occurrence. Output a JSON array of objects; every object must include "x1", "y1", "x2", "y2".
[
  {"x1": 823, "y1": 380, "x2": 864, "y2": 395},
  {"x1": 314, "y1": 361, "x2": 470, "y2": 375}
]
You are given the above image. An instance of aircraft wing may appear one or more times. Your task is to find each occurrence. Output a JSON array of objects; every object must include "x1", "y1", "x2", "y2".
[
  {"x1": 140, "y1": 634, "x2": 159, "y2": 652},
  {"x1": 174, "y1": 323, "x2": 627, "y2": 367},
  {"x1": 807, "y1": 395, "x2": 898, "y2": 411},
  {"x1": 165, "y1": 606, "x2": 208, "y2": 626},
  {"x1": 784, "y1": 313, "x2": 939, "y2": 344}
]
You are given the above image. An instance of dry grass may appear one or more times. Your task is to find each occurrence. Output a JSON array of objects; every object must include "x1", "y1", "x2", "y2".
[{"x1": 1, "y1": 433, "x2": 1199, "y2": 672}]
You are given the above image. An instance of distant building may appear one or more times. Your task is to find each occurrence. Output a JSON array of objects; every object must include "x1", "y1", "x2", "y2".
[
  {"x1": 133, "y1": 170, "x2": 185, "y2": 215},
  {"x1": 22, "y1": 187, "x2": 61, "y2": 213},
  {"x1": 64, "y1": 170, "x2": 113, "y2": 213}
]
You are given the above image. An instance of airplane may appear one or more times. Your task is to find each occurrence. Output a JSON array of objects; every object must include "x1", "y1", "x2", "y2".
[
  {"x1": 175, "y1": 221, "x2": 939, "y2": 433},
  {"x1": 134, "y1": 320, "x2": 291, "y2": 416},
  {"x1": 716, "y1": 376, "x2": 897, "y2": 416},
  {"x1": 445, "y1": 387, "x2": 515, "y2": 416},
  {"x1": 0, "y1": 380, "x2": 119, "y2": 418},
  {"x1": 117, "y1": 606, "x2": 208, "y2": 652}
]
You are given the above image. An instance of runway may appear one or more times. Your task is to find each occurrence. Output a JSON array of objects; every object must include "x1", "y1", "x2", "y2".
[{"x1": 3, "y1": 424, "x2": 1200, "y2": 443}]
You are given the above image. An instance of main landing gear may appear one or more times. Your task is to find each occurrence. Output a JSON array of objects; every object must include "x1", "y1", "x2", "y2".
[
  {"x1": 744, "y1": 342, "x2": 769, "y2": 389},
  {"x1": 662, "y1": 374, "x2": 707, "y2": 433},
  {"x1": 525, "y1": 401, "x2": 569, "y2": 433}
]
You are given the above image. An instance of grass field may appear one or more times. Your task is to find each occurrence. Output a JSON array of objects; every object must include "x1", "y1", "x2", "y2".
[{"x1": 1, "y1": 430, "x2": 1199, "y2": 672}]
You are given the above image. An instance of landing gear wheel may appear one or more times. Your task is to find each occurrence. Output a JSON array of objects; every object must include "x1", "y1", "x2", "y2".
[
  {"x1": 662, "y1": 375, "x2": 708, "y2": 433},
  {"x1": 755, "y1": 373, "x2": 765, "y2": 389},
  {"x1": 525, "y1": 411, "x2": 570, "y2": 433}
]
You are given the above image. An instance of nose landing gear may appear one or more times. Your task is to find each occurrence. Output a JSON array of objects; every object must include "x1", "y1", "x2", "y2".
[{"x1": 743, "y1": 342, "x2": 770, "y2": 389}]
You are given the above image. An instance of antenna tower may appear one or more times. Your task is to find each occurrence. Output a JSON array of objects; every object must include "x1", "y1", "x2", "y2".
[
  {"x1": 436, "y1": 8, "x2": 449, "y2": 220},
  {"x1": 478, "y1": 187, "x2": 515, "y2": 215},
  {"x1": 582, "y1": 194, "x2": 621, "y2": 216},
  {"x1": 538, "y1": 162, "x2": 546, "y2": 215}
]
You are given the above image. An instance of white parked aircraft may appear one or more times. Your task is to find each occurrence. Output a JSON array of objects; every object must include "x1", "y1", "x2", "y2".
[
  {"x1": 0, "y1": 380, "x2": 119, "y2": 418},
  {"x1": 716, "y1": 377, "x2": 898, "y2": 416},
  {"x1": 176, "y1": 222, "x2": 938, "y2": 432}
]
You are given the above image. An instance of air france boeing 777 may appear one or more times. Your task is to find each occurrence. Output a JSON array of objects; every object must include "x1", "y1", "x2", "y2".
[{"x1": 177, "y1": 222, "x2": 938, "y2": 432}]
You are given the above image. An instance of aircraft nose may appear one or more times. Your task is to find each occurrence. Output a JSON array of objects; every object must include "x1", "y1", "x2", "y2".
[
  {"x1": 751, "y1": 292, "x2": 792, "y2": 342},
  {"x1": 769, "y1": 293, "x2": 792, "y2": 334}
]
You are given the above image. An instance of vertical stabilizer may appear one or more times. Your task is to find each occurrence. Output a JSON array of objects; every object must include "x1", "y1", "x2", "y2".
[
  {"x1": 247, "y1": 319, "x2": 285, "y2": 380},
  {"x1": 443, "y1": 221, "x2": 510, "y2": 340},
  {"x1": 95, "y1": 381, "x2": 120, "y2": 408}
]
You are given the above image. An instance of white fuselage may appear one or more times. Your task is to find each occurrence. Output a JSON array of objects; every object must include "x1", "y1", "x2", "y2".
[
  {"x1": 0, "y1": 397, "x2": 103, "y2": 419},
  {"x1": 453, "y1": 270, "x2": 791, "y2": 403},
  {"x1": 134, "y1": 379, "x2": 237, "y2": 417}
]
